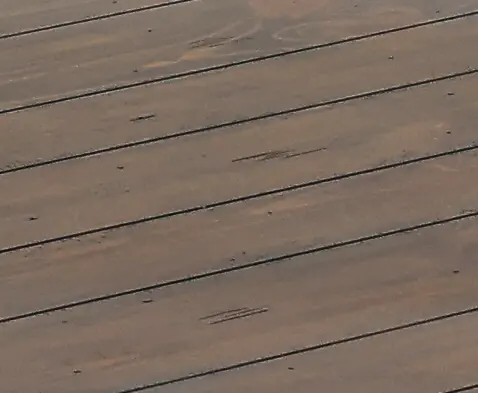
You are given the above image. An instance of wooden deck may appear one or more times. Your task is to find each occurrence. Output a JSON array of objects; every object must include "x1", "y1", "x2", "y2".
[{"x1": 1, "y1": 1, "x2": 478, "y2": 392}]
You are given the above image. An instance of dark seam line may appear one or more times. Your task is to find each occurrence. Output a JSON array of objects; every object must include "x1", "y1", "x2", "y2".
[
  {"x1": 1, "y1": 142, "x2": 477, "y2": 257},
  {"x1": 1, "y1": 10, "x2": 477, "y2": 116},
  {"x1": 1, "y1": 210, "x2": 477, "y2": 325},
  {"x1": 1, "y1": 67, "x2": 477, "y2": 177},
  {"x1": 116, "y1": 305, "x2": 478, "y2": 392},
  {"x1": 0, "y1": 0, "x2": 197, "y2": 40},
  {"x1": 446, "y1": 384, "x2": 478, "y2": 393}
]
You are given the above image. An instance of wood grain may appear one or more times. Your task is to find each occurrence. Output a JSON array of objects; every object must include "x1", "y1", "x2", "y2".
[
  {"x1": 1, "y1": 75, "x2": 477, "y2": 247},
  {"x1": 161, "y1": 314, "x2": 478, "y2": 393},
  {"x1": 0, "y1": 0, "x2": 174, "y2": 36},
  {"x1": 1, "y1": 1, "x2": 478, "y2": 393},
  {"x1": 1, "y1": 15, "x2": 477, "y2": 168},
  {"x1": 0, "y1": 1, "x2": 476, "y2": 106},
  {"x1": 1, "y1": 217, "x2": 477, "y2": 393},
  {"x1": 1, "y1": 150, "x2": 477, "y2": 316}
]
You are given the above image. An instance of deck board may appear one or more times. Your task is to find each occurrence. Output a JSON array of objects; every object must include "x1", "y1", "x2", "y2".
[
  {"x1": 160, "y1": 314, "x2": 478, "y2": 393},
  {"x1": 1, "y1": 218, "x2": 478, "y2": 392},
  {"x1": 1, "y1": 150, "x2": 478, "y2": 316},
  {"x1": 1, "y1": 1, "x2": 476, "y2": 105},
  {"x1": 1, "y1": 15, "x2": 477, "y2": 168},
  {"x1": 0, "y1": 0, "x2": 181, "y2": 36},
  {"x1": 1, "y1": 0, "x2": 477, "y2": 392},
  {"x1": 0, "y1": 74, "x2": 477, "y2": 248}
]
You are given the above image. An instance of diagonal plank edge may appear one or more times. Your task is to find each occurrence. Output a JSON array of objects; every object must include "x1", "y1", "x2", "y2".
[
  {"x1": 1, "y1": 68, "x2": 477, "y2": 176},
  {"x1": 1, "y1": 142, "x2": 477, "y2": 255},
  {"x1": 1, "y1": 210, "x2": 477, "y2": 325},
  {"x1": 3, "y1": 216, "x2": 478, "y2": 392},
  {"x1": 2, "y1": 15, "x2": 478, "y2": 170},
  {"x1": 0, "y1": 0, "x2": 198, "y2": 40},
  {"x1": 1, "y1": 8, "x2": 477, "y2": 113}
]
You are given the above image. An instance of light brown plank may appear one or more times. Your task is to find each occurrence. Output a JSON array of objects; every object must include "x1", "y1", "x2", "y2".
[
  {"x1": 1, "y1": 14, "x2": 477, "y2": 168},
  {"x1": 1, "y1": 217, "x2": 477, "y2": 393},
  {"x1": 0, "y1": 0, "x2": 174, "y2": 36},
  {"x1": 1, "y1": 75, "x2": 477, "y2": 248},
  {"x1": 1, "y1": 149, "x2": 477, "y2": 316},
  {"x1": 0, "y1": 1, "x2": 476, "y2": 106},
  {"x1": 162, "y1": 315, "x2": 478, "y2": 393}
]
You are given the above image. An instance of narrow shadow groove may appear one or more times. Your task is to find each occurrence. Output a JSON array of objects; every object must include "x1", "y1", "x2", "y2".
[
  {"x1": 1, "y1": 10, "x2": 476, "y2": 116},
  {"x1": 0, "y1": 0, "x2": 197, "y2": 40},
  {"x1": 446, "y1": 384, "x2": 478, "y2": 393},
  {"x1": 116, "y1": 305, "x2": 478, "y2": 392},
  {"x1": 0, "y1": 142, "x2": 476, "y2": 257},
  {"x1": 1, "y1": 210, "x2": 477, "y2": 325},
  {"x1": 1, "y1": 68, "x2": 477, "y2": 176}
]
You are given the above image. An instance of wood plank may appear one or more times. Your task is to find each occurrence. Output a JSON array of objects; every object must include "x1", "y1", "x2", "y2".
[
  {"x1": 1, "y1": 149, "x2": 478, "y2": 317},
  {"x1": 1, "y1": 217, "x2": 478, "y2": 393},
  {"x1": 3, "y1": 2, "x2": 477, "y2": 392},
  {"x1": 1, "y1": 75, "x2": 477, "y2": 247},
  {"x1": 0, "y1": 0, "x2": 176, "y2": 36},
  {"x1": 162, "y1": 315, "x2": 478, "y2": 393},
  {"x1": 0, "y1": 1, "x2": 476, "y2": 106},
  {"x1": 0, "y1": 0, "x2": 239, "y2": 105},
  {"x1": 1, "y1": 15, "x2": 477, "y2": 168}
]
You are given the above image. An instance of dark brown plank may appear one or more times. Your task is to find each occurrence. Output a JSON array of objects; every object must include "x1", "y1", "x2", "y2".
[{"x1": 1, "y1": 216, "x2": 477, "y2": 392}]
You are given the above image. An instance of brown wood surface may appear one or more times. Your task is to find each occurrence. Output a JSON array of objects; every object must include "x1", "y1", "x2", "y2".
[
  {"x1": 1, "y1": 14, "x2": 478, "y2": 169},
  {"x1": 0, "y1": 0, "x2": 174, "y2": 36},
  {"x1": 1, "y1": 0, "x2": 476, "y2": 106},
  {"x1": 1, "y1": 218, "x2": 477, "y2": 393},
  {"x1": 0, "y1": 75, "x2": 476, "y2": 249},
  {"x1": 1, "y1": 1, "x2": 478, "y2": 393},
  {"x1": 1, "y1": 150, "x2": 478, "y2": 316},
  {"x1": 162, "y1": 314, "x2": 478, "y2": 393}
]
